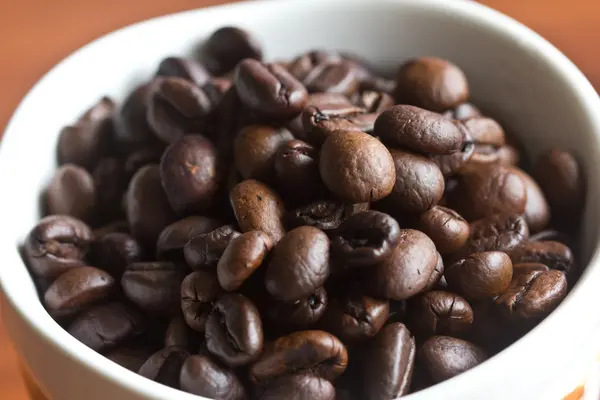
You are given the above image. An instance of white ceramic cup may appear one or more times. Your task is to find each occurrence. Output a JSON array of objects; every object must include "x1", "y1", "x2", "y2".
[{"x1": 2, "y1": 0, "x2": 600, "y2": 399}]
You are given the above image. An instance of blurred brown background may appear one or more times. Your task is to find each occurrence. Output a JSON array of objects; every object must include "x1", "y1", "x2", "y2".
[{"x1": 0, "y1": 0, "x2": 599, "y2": 398}]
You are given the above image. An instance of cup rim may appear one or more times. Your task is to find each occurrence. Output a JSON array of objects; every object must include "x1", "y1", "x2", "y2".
[{"x1": 2, "y1": 0, "x2": 600, "y2": 398}]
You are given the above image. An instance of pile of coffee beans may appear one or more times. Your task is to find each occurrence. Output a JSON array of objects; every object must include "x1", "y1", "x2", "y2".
[{"x1": 22, "y1": 25, "x2": 586, "y2": 399}]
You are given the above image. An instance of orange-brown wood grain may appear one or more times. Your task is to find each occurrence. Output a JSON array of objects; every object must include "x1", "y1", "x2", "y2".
[{"x1": 0, "y1": 1, "x2": 599, "y2": 398}]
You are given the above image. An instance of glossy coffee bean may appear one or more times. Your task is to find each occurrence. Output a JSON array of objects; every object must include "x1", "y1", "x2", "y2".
[
  {"x1": 375, "y1": 105, "x2": 464, "y2": 154},
  {"x1": 409, "y1": 291, "x2": 473, "y2": 337},
  {"x1": 371, "y1": 229, "x2": 438, "y2": 300},
  {"x1": 68, "y1": 302, "x2": 143, "y2": 352},
  {"x1": 496, "y1": 265, "x2": 567, "y2": 320},
  {"x1": 114, "y1": 83, "x2": 161, "y2": 153},
  {"x1": 512, "y1": 167, "x2": 550, "y2": 233},
  {"x1": 184, "y1": 225, "x2": 241, "y2": 270},
  {"x1": 235, "y1": 59, "x2": 308, "y2": 119},
  {"x1": 363, "y1": 322, "x2": 416, "y2": 400},
  {"x1": 205, "y1": 293, "x2": 264, "y2": 367},
  {"x1": 353, "y1": 90, "x2": 395, "y2": 113},
  {"x1": 164, "y1": 314, "x2": 200, "y2": 350},
  {"x1": 160, "y1": 135, "x2": 224, "y2": 214},
  {"x1": 156, "y1": 57, "x2": 210, "y2": 86},
  {"x1": 179, "y1": 354, "x2": 246, "y2": 400},
  {"x1": 268, "y1": 287, "x2": 328, "y2": 327},
  {"x1": 430, "y1": 138, "x2": 475, "y2": 177},
  {"x1": 265, "y1": 226, "x2": 330, "y2": 302},
  {"x1": 217, "y1": 231, "x2": 273, "y2": 291},
  {"x1": 395, "y1": 57, "x2": 469, "y2": 112},
  {"x1": 287, "y1": 92, "x2": 358, "y2": 137},
  {"x1": 417, "y1": 206, "x2": 470, "y2": 255},
  {"x1": 234, "y1": 125, "x2": 294, "y2": 182},
  {"x1": 287, "y1": 50, "x2": 342, "y2": 80},
  {"x1": 287, "y1": 200, "x2": 347, "y2": 231},
  {"x1": 138, "y1": 346, "x2": 190, "y2": 389},
  {"x1": 303, "y1": 107, "x2": 378, "y2": 146},
  {"x1": 423, "y1": 252, "x2": 446, "y2": 292},
  {"x1": 204, "y1": 26, "x2": 263, "y2": 75},
  {"x1": 509, "y1": 240, "x2": 574, "y2": 273},
  {"x1": 461, "y1": 117, "x2": 505, "y2": 147},
  {"x1": 44, "y1": 266, "x2": 115, "y2": 317},
  {"x1": 47, "y1": 164, "x2": 96, "y2": 222},
  {"x1": 89, "y1": 232, "x2": 142, "y2": 278},
  {"x1": 250, "y1": 330, "x2": 348, "y2": 383},
  {"x1": 320, "y1": 130, "x2": 395, "y2": 203},
  {"x1": 181, "y1": 270, "x2": 222, "y2": 332},
  {"x1": 230, "y1": 179, "x2": 286, "y2": 243},
  {"x1": 274, "y1": 139, "x2": 322, "y2": 203},
  {"x1": 121, "y1": 262, "x2": 187, "y2": 315},
  {"x1": 24, "y1": 215, "x2": 93, "y2": 279},
  {"x1": 156, "y1": 216, "x2": 222, "y2": 260},
  {"x1": 106, "y1": 347, "x2": 152, "y2": 372},
  {"x1": 147, "y1": 77, "x2": 212, "y2": 144},
  {"x1": 446, "y1": 252, "x2": 513, "y2": 300},
  {"x1": 125, "y1": 165, "x2": 177, "y2": 248},
  {"x1": 419, "y1": 336, "x2": 488, "y2": 383},
  {"x1": 304, "y1": 62, "x2": 360, "y2": 96},
  {"x1": 258, "y1": 373, "x2": 335, "y2": 400},
  {"x1": 331, "y1": 211, "x2": 400, "y2": 268},
  {"x1": 442, "y1": 102, "x2": 482, "y2": 120}
]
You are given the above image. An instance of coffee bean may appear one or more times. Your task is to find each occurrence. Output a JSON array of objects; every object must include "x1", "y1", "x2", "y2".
[
  {"x1": 47, "y1": 164, "x2": 96, "y2": 222},
  {"x1": 446, "y1": 252, "x2": 513, "y2": 300},
  {"x1": 360, "y1": 76, "x2": 396, "y2": 95},
  {"x1": 353, "y1": 90, "x2": 394, "y2": 113},
  {"x1": 89, "y1": 232, "x2": 142, "y2": 278},
  {"x1": 138, "y1": 346, "x2": 190, "y2": 389},
  {"x1": 179, "y1": 354, "x2": 246, "y2": 400},
  {"x1": 419, "y1": 336, "x2": 488, "y2": 383},
  {"x1": 301, "y1": 104, "x2": 373, "y2": 146},
  {"x1": 511, "y1": 167, "x2": 550, "y2": 233},
  {"x1": 265, "y1": 226, "x2": 330, "y2": 302},
  {"x1": 430, "y1": 139, "x2": 475, "y2": 177},
  {"x1": 287, "y1": 50, "x2": 341, "y2": 81},
  {"x1": 423, "y1": 252, "x2": 446, "y2": 292},
  {"x1": 409, "y1": 291, "x2": 473, "y2": 337},
  {"x1": 268, "y1": 287, "x2": 328, "y2": 327},
  {"x1": 274, "y1": 139, "x2": 322, "y2": 203},
  {"x1": 461, "y1": 117, "x2": 505, "y2": 147},
  {"x1": 156, "y1": 57, "x2": 210, "y2": 86},
  {"x1": 156, "y1": 216, "x2": 222, "y2": 261},
  {"x1": 304, "y1": 62, "x2": 360, "y2": 96},
  {"x1": 164, "y1": 314, "x2": 200, "y2": 351},
  {"x1": 184, "y1": 225, "x2": 242, "y2": 270},
  {"x1": 442, "y1": 102, "x2": 482, "y2": 120},
  {"x1": 114, "y1": 83, "x2": 161, "y2": 153},
  {"x1": 204, "y1": 26, "x2": 262, "y2": 75},
  {"x1": 287, "y1": 200, "x2": 346, "y2": 231},
  {"x1": 124, "y1": 146, "x2": 164, "y2": 178},
  {"x1": 181, "y1": 270, "x2": 222, "y2": 333},
  {"x1": 106, "y1": 347, "x2": 152, "y2": 372},
  {"x1": 92, "y1": 157, "x2": 128, "y2": 222},
  {"x1": 417, "y1": 206, "x2": 470, "y2": 255},
  {"x1": 92, "y1": 220, "x2": 129, "y2": 237},
  {"x1": 363, "y1": 322, "x2": 416, "y2": 399},
  {"x1": 258, "y1": 373, "x2": 335, "y2": 400},
  {"x1": 509, "y1": 240, "x2": 573, "y2": 273}
]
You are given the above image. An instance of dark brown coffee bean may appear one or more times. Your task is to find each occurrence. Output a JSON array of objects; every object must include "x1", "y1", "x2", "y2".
[
  {"x1": 114, "y1": 83, "x2": 161, "y2": 153},
  {"x1": 181, "y1": 270, "x2": 222, "y2": 332},
  {"x1": 287, "y1": 200, "x2": 346, "y2": 231},
  {"x1": 360, "y1": 76, "x2": 396, "y2": 95},
  {"x1": 529, "y1": 229, "x2": 572, "y2": 244},
  {"x1": 511, "y1": 167, "x2": 550, "y2": 233},
  {"x1": 375, "y1": 105, "x2": 464, "y2": 154},
  {"x1": 442, "y1": 103, "x2": 482, "y2": 120},
  {"x1": 461, "y1": 117, "x2": 505, "y2": 147},
  {"x1": 417, "y1": 206, "x2": 470, "y2": 255},
  {"x1": 89, "y1": 232, "x2": 142, "y2": 279},
  {"x1": 160, "y1": 135, "x2": 224, "y2": 214},
  {"x1": 67, "y1": 302, "x2": 143, "y2": 352},
  {"x1": 496, "y1": 265, "x2": 567, "y2": 320},
  {"x1": 184, "y1": 225, "x2": 241, "y2": 270},
  {"x1": 204, "y1": 26, "x2": 262, "y2": 75},
  {"x1": 265, "y1": 226, "x2": 330, "y2": 302},
  {"x1": 395, "y1": 57, "x2": 469, "y2": 112},
  {"x1": 423, "y1": 252, "x2": 446, "y2": 292},
  {"x1": 286, "y1": 93, "x2": 357, "y2": 139},
  {"x1": 138, "y1": 346, "x2": 190, "y2": 389},
  {"x1": 24, "y1": 215, "x2": 93, "y2": 279},
  {"x1": 92, "y1": 157, "x2": 128, "y2": 222},
  {"x1": 180, "y1": 354, "x2": 246, "y2": 400},
  {"x1": 258, "y1": 374, "x2": 335, "y2": 400},
  {"x1": 230, "y1": 179, "x2": 286, "y2": 244},
  {"x1": 353, "y1": 90, "x2": 394, "y2": 113},
  {"x1": 217, "y1": 231, "x2": 273, "y2": 291},
  {"x1": 125, "y1": 165, "x2": 177, "y2": 248},
  {"x1": 419, "y1": 336, "x2": 488, "y2": 383},
  {"x1": 409, "y1": 291, "x2": 473, "y2": 337},
  {"x1": 165, "y1": 314, "x2": 200, "y2": 350},
  {"x1": 156, "y1": 57, "x2": 210, "y2": 86},
  {"x1": 331, "y1": 211, "x2": 400, "y2": 268},
  {"x1": 234, "y1": 125, "x2": 294, "y2": 182},
  {"x1": 235, "y1": 59, "x2": 308, "y2": 119},
  {"x1": 363, "y1": 323, "x2": 416, "y2": 400},
  {"x1": 106, "y1": 347, "x2": 152, "y2": 372},
  {"x1": 121, "y1": 262, "x2": 186, "y2": 315},
  {"x1": 205, "y1": 293, "x2": 263, "y2": 367},
  {"x1": 301, "y1": 105, "x2": 378, "y2": 146},
  {"x1": 47, "y1": 164, "x2": 96, "y2": 222},
  {"x1": 44, "y1": 266, "x2": 115, "y2": 317},
  {"x1": 156, "y1": 216, "x2": 222, "y2": 261},
  {"x1": 446, "y1": 252, "x2": 513, "y2": 300},
  {"x1": 268, "y1": 287, "x2": 328, "y2": 327},
  {"x1": 124, "y1": 146, "x2": 164, "y2": 178},
  {"x1": 320, "y1": 130, "x2": 395, "y2": 203},
  {"x1": 274, "y1": 139, "x2": 322, "y2": 203},
  {"x1": 287, "y1": 50, "x2": 341, "y2": 80},
  {"x1": 250, "y1": 330, "x2": 348, "y2": 383},
  {"x1": 509, "y1": 240, "x2": 573, "y2": 273},
  {"x1": 371, "y1": 229, "x2": 438, "y2": 300},
  {"x1": 430, "y1": 139, "x2": 475, "y2": 177},
  {"x1": 304, "y1": 62, "x2": 360, "y2": 96}
]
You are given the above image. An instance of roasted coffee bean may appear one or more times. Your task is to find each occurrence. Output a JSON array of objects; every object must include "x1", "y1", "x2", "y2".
[
  {"x1": 258, "y1": 373, "x2": 335, "y2": 400},
  {"x1": 181, "y1": 270, "x2": 222, "y2": 333},
  {"x1": 106, "y1": 347, "x2": 153, "y2": 372},
  {"x1": 320, "y1": 130, "x2": 395, "y2": 203},
  {"x1": 331, "y1": 211, "x2": 400, "y2": 268},
  {"x1": 89, "y1": 232, "x2": 142, "y2": 278},
  {"x1": 287, "y1": 200, "x2": 346, "y2": 231},
  {"x1": 180, "y1": 354, "x2": 246, "y2": 400},
  {"x1": 156, "y1": 216, "x2": 222, "y2": 260},
  {"x1": 92, "y1": 157, "x2": 128, "y2": 221},
  {"x1": 68, "y1": 302, "x2": 143, "y2": 352},
  {"x1": 235, "y1": 59, "x2": 308, "y2": 119},
  {"x1": 417, "y1": 206, "x2": 470, "y2": 255},
  {"x1": 419, "y1": 336, "x2": 488, "y2": 383},
  {"x1": 442, "y1": 102, "x2": 482, "y2": 120},
  {"x1": 375, "y1": 105, "x2": 464, "y2": 154},
  {"x1": 147, "y1": 77, "x2": 212, "y2": 144},
  {"x1": 286, "y1": 93, "x2": 358, "y2": 139},
  {"x1": 156, "y1": 57, "x2": 210, "y2": 86},
  {"x1": 287, "y1": 50, "x2": 341, "y2": 81},
  {"x1": 24, "y1": 215, "x2": 93, "y2": 279},
  {"x1": 114, "y1": 83, "x2": 161, "y2": 153},
  {"x1": 461, "y1": 117, "x2": 505, "y2": 147},
  {"x1": 360, "y1": 76, "x2": 396, "y2": 95},
  {"x1": 301, "y1": 105, "x2": 375, "y2": 146},
  {"x1": 446, "y1": 252, "x2": 513, "y2": 300},
  {"x1": 184, "y1": 225, "x2": 241, "y2": 270},
  {"x1": 430, "y1": 138, "x2": 475, "y2": 177},
  {"x1": 234, "y1": 125, "x2": 294, "y2": 182},
  {"x1": 44, "y1": 266, "x2": 115, "y2": 318},
  {"x1": 363, "y1": 322, "x2": 416, "y2": 400},
  {"x1": 230, "y1": 179, "x2": 286, "y2": 243},
  {"x1": 274, "y1": 139, "x2": 322, "y2": 203},
  {"x1": 217, "y1": 231, "x2": 273, "y2": 291},
  {"x1": 138, "y1": 346, "x2": 190, "y2": 389},
  {"x1": 509, "y1": 240, "x2": 573, "y2": 273},
  {"x1": 530, "y1": 229, "x2": 572, "y2": 244},
  {"x1": 409, "y1": 291, "x2": 473, "y2": 337},
  {"x1": 512, "y1": 167, "x2": 550, "y2": 233},
  {"x1": 124, "y1": 146, "x2": 164, "y2": 178},
  {"x1": 395, "y1": 57, "x2": 469, "y2": 112},
  {"x1": 165, "y1": 314, "x2": 200, "y2": 350},
  {"x1": 204, "y1": 26, "x2": 262, "y2": 75},
  {"x1": 125, "y1": 165, "x2": 177, "y2": 248},
  {"x1": 268, "y1": 287, "x2": 328, "y2": 327},
  {"x1": 423, "y1": 252, "x2": 446, "y2": 292},
  {"x1": 353, "y1": 90, "x2": 394, "y2": 113},
  {"x1": 121, "y1": 262, "x2": 187, "y2": 315},
  {"x1": 160, "y1": 135, "x2": 224, "y2": 214},
  {"x1": 371, "y1": 229, "x2": 438, "y2": 300},
  {"x1": 496, "y1": 265, "x2": 567, "y2": 320},
  {"x1": 265, "y1": 226, "x2": 330, "y2": 302},
  {"x1": 303, "y1": 62, "x2": 360, "y2": 96},
  {"x1": 250, "y1": 330, "x2": 348, "y2": 383},
  {"x1": 205, "y1": 293, "x2": 263, "y2": 367},
  {"x1": 47, "y1": 164, "x2": 96, "y2": 222}
]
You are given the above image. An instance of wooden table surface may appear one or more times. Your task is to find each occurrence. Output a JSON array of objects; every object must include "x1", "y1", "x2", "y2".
[{"x1": 0, "y1": 0, "x2": 599, "y2": 398}]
